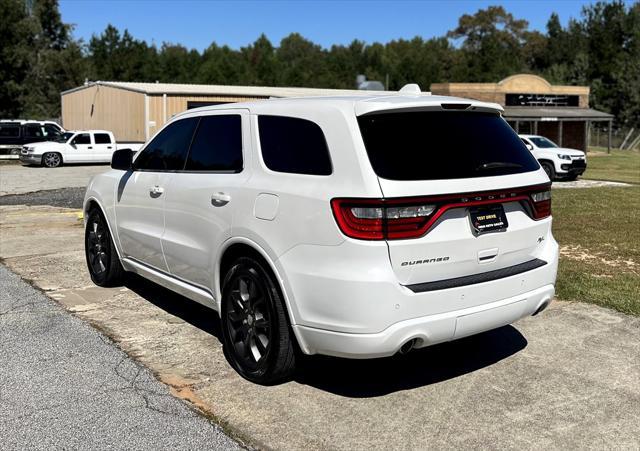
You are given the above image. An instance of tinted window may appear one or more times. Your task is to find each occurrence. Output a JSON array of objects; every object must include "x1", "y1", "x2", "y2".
[
  {"x1": 25, "y1": 125, "x2": 44, "y2": 138},
  {"x1": 0, "y1": 124, "x2": 20, "y2": 138},
  {"x1": 44, "y1": 124, "x2": 62, "y2": 137},
  {"x1": 258, "y1": 116, "x2": 332, "y2": 175},
  {"x1": 185, "y1": 115, "x2": 242, "y2": 171},
  {"x1": 357, "y1": 112, "x2": 540, "y2": 181},
  {"x1": 94, "y1": 133, "x2": 112, "y2": 144},
  {"x1": 73, "y1": 133, "x2": 91, "y2": 145},
  {"x1": 134, "y1": 118, "x2": 198, "y2": 171}
]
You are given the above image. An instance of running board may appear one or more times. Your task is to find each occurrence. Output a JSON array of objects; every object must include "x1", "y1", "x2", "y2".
[
  {"x1": 122, "y1": 258, "x2": 217, "y2": 310},
  {"x1": 406, "y1": 259, "x2": 547, "y2": 293}
]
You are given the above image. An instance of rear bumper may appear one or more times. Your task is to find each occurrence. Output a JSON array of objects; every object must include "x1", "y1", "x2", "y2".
[
  {"x1": 278, "y1": 233, "x2": 559, "y2": 358},
  {"x1": 294, "y1": 284, "x2": 554, "y2": 358}
]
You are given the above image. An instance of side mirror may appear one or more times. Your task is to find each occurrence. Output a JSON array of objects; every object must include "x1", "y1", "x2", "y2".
[
  {"x1": 526, "y1": 143, "x2": 533, "y2": 151},
  {"x1": 111, "y1": 148, "x2": 135, "y2": 170},
  {"x1": 71, "y1": 142, "x2": 77, "y2": 148}
]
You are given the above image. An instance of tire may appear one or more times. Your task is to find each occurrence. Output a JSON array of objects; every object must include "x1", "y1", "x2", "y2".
[
  {"x1": 42, "y1": 152, "x2": 62, "y2": 168},
  {"x1": 221, "y1": 257, "x2": 296, "y2": 384},
  {"x1": 85, "y1": 208, "x2": 125, "y2": 287},
  {"x1": 541, "y1": 161, "x2": 555, "y2": 181},
  {"x1": 565, "y1": 174, "x2": 579, "y2": 181}
]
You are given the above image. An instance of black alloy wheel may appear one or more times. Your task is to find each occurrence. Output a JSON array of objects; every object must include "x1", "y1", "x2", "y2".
[
  {"x1": 221, "y1": 257, "x2": 296, "y2": 384},
  {"x1": 85, "y1": 208, "x2": 124, "y2": 286}
]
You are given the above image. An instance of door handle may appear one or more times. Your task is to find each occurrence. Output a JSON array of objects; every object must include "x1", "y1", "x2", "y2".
[
  {"x1": 149, "y1": 185, "x2": 164, "y2": 197},
  {"x1": 211, "y1": 192, "x2": 231, "y2": 206},
  {"x1": 88, "y1": 146, "x2": 93, "y2": 149},
  {"x1": 107, "y1": 146, "x2": 112, "y2": 149}
]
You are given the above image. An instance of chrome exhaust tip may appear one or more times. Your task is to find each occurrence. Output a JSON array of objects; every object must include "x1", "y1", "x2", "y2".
[{"x1": 399, "y1": 339, "x2": 417, "y2": 355}]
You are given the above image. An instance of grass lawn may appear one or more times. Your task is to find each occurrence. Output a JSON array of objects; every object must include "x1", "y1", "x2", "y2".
[
  {"x1": 552, "y1": 185, "x2": 640, "y2": 315},
  {"x1": 584, "y1": 149, "x2": 640, "y2": 184}
]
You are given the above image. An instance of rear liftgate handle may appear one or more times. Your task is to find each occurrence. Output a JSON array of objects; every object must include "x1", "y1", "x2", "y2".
[{"x1": 211, "y1": 192, "x2": 231, "y2": 207}]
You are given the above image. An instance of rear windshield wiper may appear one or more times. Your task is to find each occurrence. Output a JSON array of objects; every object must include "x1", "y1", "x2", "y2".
[{"x1": 476, "y1": 162, "x2": 523, "y2": 171}]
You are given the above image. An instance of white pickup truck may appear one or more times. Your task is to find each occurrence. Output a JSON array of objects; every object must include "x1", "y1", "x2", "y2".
[{"x1": 19, "y1": 130, "x2": 143, "y2": 167}]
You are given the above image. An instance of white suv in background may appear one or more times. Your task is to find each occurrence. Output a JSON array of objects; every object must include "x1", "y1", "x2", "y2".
[
  {"x1": 519, "y1": 134, "x2": 587, "y2": 181},
  {"x1": 84, "y1": 92, "x2": 558, "y2": 384}
]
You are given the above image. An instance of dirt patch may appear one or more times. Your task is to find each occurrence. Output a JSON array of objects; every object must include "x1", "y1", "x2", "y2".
[{"x1": 560, "y1": 244, "x2": 638, "y2": 274}]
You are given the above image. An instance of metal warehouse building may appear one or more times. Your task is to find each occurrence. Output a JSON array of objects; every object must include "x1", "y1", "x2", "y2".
[
  {"x1": 431, "y1": 74, "x2": 614, "y2": 151},
  {"x1": 61, "y1": 81, "x2": 380, "y2": 143}
]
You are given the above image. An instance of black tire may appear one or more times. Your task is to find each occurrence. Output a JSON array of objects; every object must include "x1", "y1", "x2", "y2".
[
  {"x1": 221, "y1": 257, "x2": 296, "y2": 384},
  {"x1": 565, "y1": 174, "x2": 579, "y2": 181},
  {"x1": 541, "y1": 161, "x2": 555, "y2": 181},
  {"x1": 85, "y1": 208, "x2": 125, "y2": 287},
  {"x1": 42, "y1": 152, "x2": 62, "y2": 168}
]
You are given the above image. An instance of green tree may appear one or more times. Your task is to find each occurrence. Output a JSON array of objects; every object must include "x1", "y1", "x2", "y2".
[
  {"x1": 447, "y1": 5, "x2": 530, "y2": 81},
  {"x1": 0, "y1": 0, "x2": 34, "y2": 116}
]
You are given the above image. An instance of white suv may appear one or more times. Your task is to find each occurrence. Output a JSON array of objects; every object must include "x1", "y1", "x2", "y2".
[
  {"x1": 519, "y1": 134, "x2": 587, "y2": 181},
  {"x1": 84, "y1": 93, "x2": 558, "y2": 384}
]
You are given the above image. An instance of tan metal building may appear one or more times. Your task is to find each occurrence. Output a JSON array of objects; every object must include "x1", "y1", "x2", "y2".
[
  {"x1": 431, "y1": 74, "x2": 613, "y2": 151},
  {"x1": 61, "y1": 81, "x2": 380, "y2": 143}
]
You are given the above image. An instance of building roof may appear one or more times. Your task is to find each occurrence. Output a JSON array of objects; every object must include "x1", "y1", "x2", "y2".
[
  {"x1": 61, "y1": 81, "x2": 402, "y2": 98},
  {"x1": 503, "y1": 107, "x2": 613, "y2": 121}
]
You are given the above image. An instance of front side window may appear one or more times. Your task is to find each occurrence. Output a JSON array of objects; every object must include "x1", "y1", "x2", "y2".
[
  {"x1": 73, "y1": 133, "x2": 91, "y2": 145},
  {"x1": 0, "y1": 124, "x2": 20, "y2": 138},
  {"x1": 94, "y1": 133, "x2": 112, "y2": 144},
  {"x1": 134, "y1": 118, "x2": 198, "y2": 171},
  {"x1": 529, "y1": 136, "x2": 558, "y2": 148},
  {"x1": 185, "y1": 115, "x2": 242, "y2": 171},
  {"x1": 357, "y1": 111, "x2": 540, "y2": 181},
  {"x1": 258, "y1": 115, "x2": 332, "y2": 175},
  {"x1": 44, "y1": 124, "x2": 62, "y2": 137}
]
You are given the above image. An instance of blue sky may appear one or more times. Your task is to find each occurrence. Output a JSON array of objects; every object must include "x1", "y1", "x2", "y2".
[{"x1": 59, "y1": 0, "x2": 627, "y2": 51}]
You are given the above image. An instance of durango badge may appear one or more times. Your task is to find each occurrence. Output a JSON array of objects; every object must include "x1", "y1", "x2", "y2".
[{"x1": 401, "y1": 257, "x2": 450, "y2": 266}]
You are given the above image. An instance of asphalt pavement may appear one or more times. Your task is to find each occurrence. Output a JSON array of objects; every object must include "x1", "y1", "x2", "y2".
[
  {"x1": 0, "y1": 264, "x2": 241, "y2": 450},
  {"x1": 0, "y1": 187, "x2": 85, "y2": 209}
]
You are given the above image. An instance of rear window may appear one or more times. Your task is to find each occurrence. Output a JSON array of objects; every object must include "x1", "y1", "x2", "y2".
[
  {"x1": 258, "y1": 115, "x2": 332, "y2": 175},
  {"x1": 94, "y1": 133, "x2": 112, "y2": 144},
  {"x1": 357, "y1": 111, "x2": 540, "y2": 180}
]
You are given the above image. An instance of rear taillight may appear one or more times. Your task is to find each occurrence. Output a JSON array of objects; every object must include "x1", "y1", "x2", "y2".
[
  {"x1": 331, "y1": 199, "x2": 436, "y2": 240},
  {"x1": 332, "y1": 183, "x2": 552, "y2": 241},
  {"x1": 530, "y1": 189, "x2": 552, "y2": 219}
]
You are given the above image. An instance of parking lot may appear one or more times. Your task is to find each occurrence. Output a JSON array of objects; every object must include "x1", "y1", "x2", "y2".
[{"x1": 1, "y1": 163, "x2": 639, "y2": 449}]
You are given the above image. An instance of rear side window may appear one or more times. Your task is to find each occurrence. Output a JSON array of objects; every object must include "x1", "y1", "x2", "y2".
[
  {"x1": 258, "y1": 115, "x2": 332, "y2": 175},
  {"x1": 357, "y1": 111, "x2": 540, "y2": 180},
  {"x1": 0, "y1": 124, "x2": 20, "y2": 137},
  {"x1": 24, "y1": 125, "x2": 44, "y2": 138},
  {"x1": 185, "y1": 115, "x2": 242, "y2": 171},
  {"x1": 94, "y1": 133, "x2": 112, "y2": 144},
  {"x1": 134, "y1": 118, "x2": 198, "y2": 171}
]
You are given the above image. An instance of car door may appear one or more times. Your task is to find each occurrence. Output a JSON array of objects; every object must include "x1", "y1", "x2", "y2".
[
  {"x1": 93, "y1": 132, "x2": 115, "y2": 162},
  {"x1": 162, "y1": 111, "x2": 250, "y2": 291},
  {"x1": 114, "y1": 117, "x2": 199, "y2": 272},
  {"x1": 67, "y1": 133, "x2": 92, "y2": 162}
]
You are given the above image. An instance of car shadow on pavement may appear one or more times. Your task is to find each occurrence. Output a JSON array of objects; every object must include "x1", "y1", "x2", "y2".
[
  {"x1": 124, "y1": 273, "x2": 223, "y2": 340},
  {"x1": 121, "y1": 274, "x2": 527, "y2": 398},
  {"x1": 295, "y1": 326, "x2": 528, "y2": 398}
]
